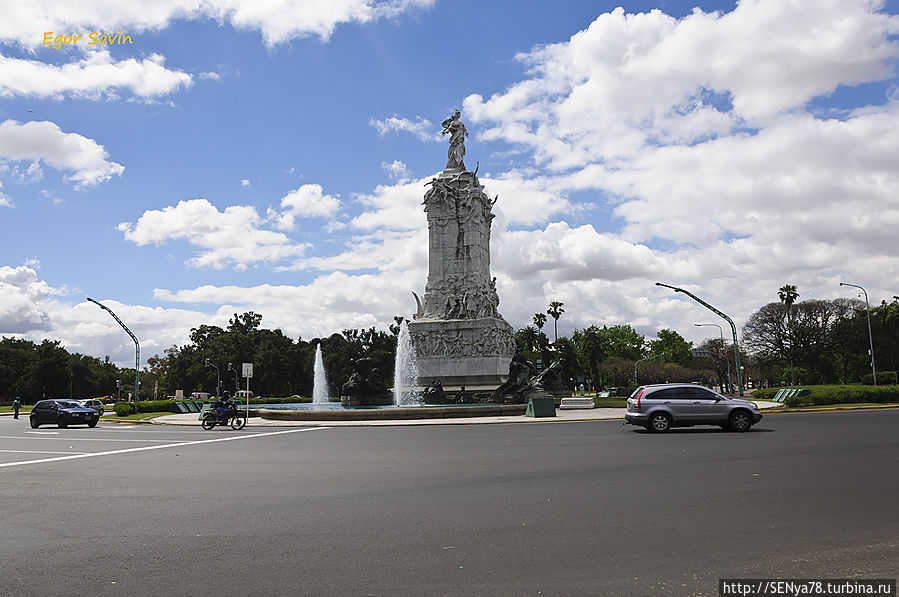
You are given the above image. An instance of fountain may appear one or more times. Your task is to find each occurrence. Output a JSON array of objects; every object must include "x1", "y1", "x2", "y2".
[
  {"x1": 394, "y1": 320, "x2": 420, "y2": 406},
  {"x1": 312, "y1": 343, "x2": 329, "y2": 404},
  {"x1": 256, "y1": 109, "x2": 553, "y2": 422}
]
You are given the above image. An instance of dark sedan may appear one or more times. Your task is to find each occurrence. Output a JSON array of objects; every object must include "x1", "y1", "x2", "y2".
[{"x1": 29, "y1": 399, "x2": 100, "y2": 428}]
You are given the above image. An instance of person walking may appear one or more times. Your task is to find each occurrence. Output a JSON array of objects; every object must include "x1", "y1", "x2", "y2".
[{"x1": 13, "y1": 396, "x2": 21, "y2": 419}]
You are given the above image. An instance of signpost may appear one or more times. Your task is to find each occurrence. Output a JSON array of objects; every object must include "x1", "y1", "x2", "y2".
[{"x1": 242, "y1": 363, "x2": 252, "y2": 419}]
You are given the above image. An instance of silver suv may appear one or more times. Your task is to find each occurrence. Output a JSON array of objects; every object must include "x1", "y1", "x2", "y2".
[{"x1": 625, "y1": 383, "x2": 762, "y2": 432}]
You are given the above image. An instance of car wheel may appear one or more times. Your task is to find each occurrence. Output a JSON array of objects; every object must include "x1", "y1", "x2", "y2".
[
  {"x1": 649, "y1": 412, "x2": 671, "y2": 433},
  {"x1": 57, "y1": 416, "x2": 67, "y2": 429},
  {"x1": 88, "y1": 420, "x2": 98, "y2": 428},
  {"x1": 729, "y1": 410, "x2": 752, "y2": 433},
  {"x1": 30, "y1": 416, "x2": 39, "y2": 429}
]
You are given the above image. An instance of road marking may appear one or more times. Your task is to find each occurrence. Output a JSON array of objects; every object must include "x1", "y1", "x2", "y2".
[
  {"x1": 0, "y1": 436, "x2": 184, "y2": 443},
  {"x1": 0, "y1": 449, "x2": 89, "y2": 455},
  {"x1": 0, "y1": 427, "x2": 330, "y2": 469},
  {"x1": 25, "y1": 431, "x2": 59, "y2": 435}
]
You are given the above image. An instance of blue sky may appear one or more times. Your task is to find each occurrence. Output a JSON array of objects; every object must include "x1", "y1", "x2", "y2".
[{"x1": 1, "y1": 0, "x2": 898, "y2": 365}]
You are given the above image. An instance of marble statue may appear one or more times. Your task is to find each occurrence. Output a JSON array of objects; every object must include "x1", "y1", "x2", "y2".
[{"x1": 408, "y1": 110, "x2": 515, "y2": 389}]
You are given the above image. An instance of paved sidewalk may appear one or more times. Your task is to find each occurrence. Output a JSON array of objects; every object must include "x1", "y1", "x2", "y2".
[{"x1": 151, "y1": 401, "x2": 782, "y2": 427}]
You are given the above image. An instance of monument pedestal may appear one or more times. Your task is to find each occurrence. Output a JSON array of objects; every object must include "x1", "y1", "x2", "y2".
[{"x1": 409, "y1": 317, "x2": 514, "y2": 387}]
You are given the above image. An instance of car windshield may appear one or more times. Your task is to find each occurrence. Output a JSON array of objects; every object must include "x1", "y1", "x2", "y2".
[{"x1": 58, "y1": 401, "x2": 83, "y2": 409}]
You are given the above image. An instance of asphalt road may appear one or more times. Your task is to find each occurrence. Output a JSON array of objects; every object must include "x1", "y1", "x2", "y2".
[{"x1": 1, "y1": 410, "x2": 897, "y2": 596}]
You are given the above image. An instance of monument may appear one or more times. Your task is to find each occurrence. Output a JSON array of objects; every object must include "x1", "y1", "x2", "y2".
[{"x1": 408, "y1": 110, "x2": 516, "y2": 390}]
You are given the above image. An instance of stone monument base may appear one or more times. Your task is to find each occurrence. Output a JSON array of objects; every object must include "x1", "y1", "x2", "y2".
[{"x1": 408, "y1": 317, "x2": 514, "y2": 388}]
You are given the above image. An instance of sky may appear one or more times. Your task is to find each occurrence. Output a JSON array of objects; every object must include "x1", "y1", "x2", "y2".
[{"x1": 1, "y1": 0, "x2": 898, "y2": 366}]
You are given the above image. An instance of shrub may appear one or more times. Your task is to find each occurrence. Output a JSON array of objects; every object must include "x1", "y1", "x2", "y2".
[
  {"x1": 776, "y1": 385, "x2": 899, "y2": 406},
  {"x1": 783, "y1": 394, "x2": 813, "y2": 407},
  {"x1": 113, "y1": 402, "x2": 135, "y2": 416},
  {"x1": 751, "y1": 388, "x2": 779, "y2": 399},
  {"x1": 860, "y1": 371, "x2": 897, "y2": 385},
  {"x1": 113, "y1": 400, "x2": 181, "y2": 416}
]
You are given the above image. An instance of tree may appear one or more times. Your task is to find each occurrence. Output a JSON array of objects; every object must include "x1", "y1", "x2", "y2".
[
  {"x1": 778, "y1": 284, "x2": 800, "y2": 384},
  {"x1": 547, "y1": 301, "x2": 565, "y2": 341},
  {"x1": 515, "y1": 326, "x2": 540, "y2": 352},
  {"x1": 743, "y1": 298, "x2": 865, "y2": 384},
  {"x1": 533, "y1": 313, "x2": 547, "y2": 331},
  {"x1": 648, "y1": 329, "x2": 693, "y2": 367}
]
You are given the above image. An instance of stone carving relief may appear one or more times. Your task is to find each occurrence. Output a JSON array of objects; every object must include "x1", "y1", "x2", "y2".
[{"x1": 410, "y1": 326, "x2": 517, "y2": 358}]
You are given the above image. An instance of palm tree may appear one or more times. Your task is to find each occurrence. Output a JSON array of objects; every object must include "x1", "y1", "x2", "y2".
[
  {"x1": 533, "y1": 313, "x2": 547, "y2": 331},
  {"x1": 547, "y1": 301, "x2": 565, "y2": 342},
  {"x1": 778, "y1": 284, "x2": 799, "y2": 384}
]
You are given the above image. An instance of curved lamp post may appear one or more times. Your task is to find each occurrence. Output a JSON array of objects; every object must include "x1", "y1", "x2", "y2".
[
  {"x1": 205, "y1": 359, "x2": 221, "y2": 397},
  {"x1": 87, "y1": 298, "x2": 139, "y2": 402},
  {"x1": 656, "y1": 282, "x2": 743, "y2": 395},
  {"x1": 840, "y1": 282, "x2": 877, "y2": 386}
]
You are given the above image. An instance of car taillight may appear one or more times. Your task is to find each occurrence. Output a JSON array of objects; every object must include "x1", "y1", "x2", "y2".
[{"x1": 635, "y1": 389, "x2": 644, "y2": 409}]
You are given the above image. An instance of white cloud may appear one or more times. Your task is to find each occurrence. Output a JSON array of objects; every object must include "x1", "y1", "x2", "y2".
[
  {"x1": 273, "y1": 184, "x2": 340, "y2": 230},
  {"x1": 0, "y1": 119, "x2": 123, "y2": 187},
  {"x1": 369, "y1": 115, "x2": 440, "y2": 142},
  {"x1": 118, "y1": 198, "x2": 310, "y2": 270},
  {"x1": 154, "y1": 270, "x2": 424, "y2": 338},
  {"x1": 381, "y1": 159, "x2": 410, "y2": 180},
  {"x1": 464, "y1": 1, "x2": 899, "y2": 170},
  {"x1": 0, "y1": 51, "x2": 192, "y2": 100},
  {"x1": 0, "y1": 265, "x2": 56, "y2": 332},
  {"x1": 241, "y1": 178, "x2": 250, "y2": 187},
  {"x1": 0, "y1": 0, "x2": 435, "y2": 48},
  {"x1": 0, "y1": 182, "x2": 11, "y2": 207}
]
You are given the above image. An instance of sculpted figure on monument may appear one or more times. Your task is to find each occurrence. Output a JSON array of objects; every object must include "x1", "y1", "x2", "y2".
[
  {"x1": 441, "y1": 110, "x2": 468, "y2": 171},
  {"x1": 340, "y1": 357, "x2": 392, "y2": 406},
  {"x1": 421, "y1": 379, "x2": 447, "y2": 405}
]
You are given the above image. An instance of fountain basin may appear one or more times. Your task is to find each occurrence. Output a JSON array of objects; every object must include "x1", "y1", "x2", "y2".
[{"x1": 259, "y1": 403, "x2": 526, "y2": 421}]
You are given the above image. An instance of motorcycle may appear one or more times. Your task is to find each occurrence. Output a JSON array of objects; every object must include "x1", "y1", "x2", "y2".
[{"x1": 201, "y1": 402, "x2": 247, "y2": 430}]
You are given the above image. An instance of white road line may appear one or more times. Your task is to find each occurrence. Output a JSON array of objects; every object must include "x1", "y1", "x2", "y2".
[
  {"x1": 0, "y1": 427, "x2": 330, "y2": 469},
  {"x1": 0, "y1": 449, "x2": 89, "y2": 455},
  {"x1": 0, "y1": 436, "x2": 187, "y2": 443}
]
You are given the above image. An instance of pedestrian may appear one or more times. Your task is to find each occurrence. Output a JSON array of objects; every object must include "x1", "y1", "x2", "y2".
[{"x1": 13, "y1": 396, "x2": 21, "y2": 419}]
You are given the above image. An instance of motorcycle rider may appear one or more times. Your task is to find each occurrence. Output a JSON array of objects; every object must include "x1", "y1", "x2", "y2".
[{"x1": 214, "y1": 390, "x2": 231, "y2": 421}]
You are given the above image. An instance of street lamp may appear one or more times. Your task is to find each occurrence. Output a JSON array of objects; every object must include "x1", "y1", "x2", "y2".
[
  {"x1": 634, "y1": 353, "x2": 666, "y2": 385},
  {"x1": 695, "y1": 323, "x2": 731, "y2": 393},
  {"x1": 205, "y1": 359, "x2": 221, "y2": 397},
  {"x1": 656, "y1": 282, "x2": 744, "y2": 395},
  {"x1": 840, "y1": 282, "x2": 877, "y2": 385},
  {"x1": 87, "y1": 298, "x2": 139, "y2": 402},
  {"x1": 227, "y1": 362, "x2": 239, "y2": 392}
]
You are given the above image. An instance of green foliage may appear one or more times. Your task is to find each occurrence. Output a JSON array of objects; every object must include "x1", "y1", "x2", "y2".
[
  {"x1": 861, "y1": 371, "x2": 898, "y2": 385},
  {"x1": 1, "y1": 336, "x2": 127, "y2": 402},
  {"x1": 113, "y1": 400, "x2": 181, "y2": 415},
  {"x1": 113, "y1": 402, "x2": 135, "y2": 416},
  {"x1": 648, "y1": 329, "x2": 694, "y2": 367},
  {"x1": 770, "y1": 385, "x2": 899, "y2": 406}
]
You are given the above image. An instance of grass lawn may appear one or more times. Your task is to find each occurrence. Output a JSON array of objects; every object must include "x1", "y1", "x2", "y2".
[
  {"x1": 593, "y1": 398, "x2": 627, "y2": 408},
  {"x1": 101, "y1": 411, "x2": 175, "y2": 421}
]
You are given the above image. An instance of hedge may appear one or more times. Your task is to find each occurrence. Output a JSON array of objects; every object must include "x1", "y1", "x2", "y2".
[
  {"x1": 113, "y1": 400, "x2": 183, "y2": 416},
  {"x1": 772, "y1": 385, "x2": 899, "y2": 407},
  {"x1": 860, "y1": 371, "x2": 898, "y2": 385}
]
